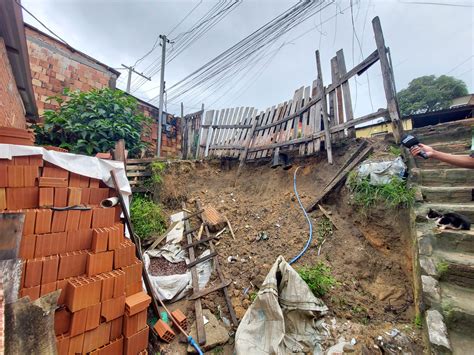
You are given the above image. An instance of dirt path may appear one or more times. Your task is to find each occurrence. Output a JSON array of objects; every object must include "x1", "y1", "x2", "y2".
[{"x1": 155, "y1": 139, "x2": 422, "y2": 353}]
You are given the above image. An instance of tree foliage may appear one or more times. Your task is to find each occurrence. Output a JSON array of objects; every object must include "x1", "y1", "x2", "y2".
[
  {"x1": 397, "y1": 75, "x2": 468, "y2": 116},
  {"x1": 34, "y1": 88, "x2": 150, "y2": 156}
]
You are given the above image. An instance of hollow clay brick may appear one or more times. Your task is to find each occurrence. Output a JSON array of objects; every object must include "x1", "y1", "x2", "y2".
[
  {"x1": 122, "y1": 260, "x2": 142, "y2": 288},
  {"x1": 78, "y1": 209, "x2": 93, "y2": 230},
  {"x1": 0, "y1": 187, "x2": 5, "y2": 210},
  {"x1": 65, "y1": 276, "x2": 102, "y2": 312},
  {"x1": 56, "y1": 334, "x2": 70, "y2": 355},
  {"x1": 35, "y1": 209, "x2": 52, "y2": 234},
  {"x1": 42, "y1": 166, "x2": 69, "y2": 179},
  {"x1": 86, "y1": 251, "x2": 113, "y2": 276},
  {"x1": 23, "y1": 166, "x2": 39, "y2": 187},
  {"x1": 69, "y1": 173, "x2": 90, "y2": 188},
  {"x1": 7, "y1": 166, "x2": 24, "y2": 187},
  {"x1": 66, "y1": 229, "x2": 93, "y2": 252},
  {"x1": 51, "y1": 210, "x2": 68, "y2": 233},
  {"x1": 124, "y1": 325, "x2": 149, "y2": 354},
  {"x1": 94, "y1": 336, "x2": 123, "y2": 355},
  {"x1": 39, "y1": 187, "x2": 54, "y2": 207},
  {"x1": 125, "y1": 291, "x2": 151, "y2": 316},
  {"x1": 110, "y1": 316, "x2": 123, "y2": 341},
  {"x1": 125, "y1": 282, "x2": 143, "y2": 297},
  {"x1": 123, "y1": 309, "x2": 147, "y2": 337},
  {"x1": 81, "y1": 188, "x2": 91, "y2": 204},
  {"x1": 56, "y1": 278, "x2": 68, "y2": 305},
  {"x1": 24, "y1": 258, "x2": 43, "y2": 287},
  {"x1": 68, "y1": 333, "x2": 84, "y2": 355},
  {"x1": 92, "y1": 207, "x2": 115, "y2": 228},
  {"x1": 112, "y1": 269, "x2": 126, "y2": 298},
  {"x1": 85, "y1": 303, "x2": 101, "y2": 331},
  {"x1": 7, "y1": 187, "x2": 39, "y2": 209},
  {"x1": 35, "y1": 232, "x2": 67, "y2": 257},
  {"x1": 65, "y1": 210, "x2": 81, "y2": 231},
  {"x1": 19, "y1": 285, "x2": 40, "y2": 301},
  {"x1": 19, "y1": 233, "x2": 36, "y2": 259},
  {"x1": 40, "y1": 281, "x2": 57, "y2": 296},
  {"x1": 13, "y1": 156, "x2": 29, "y2": 165},
  {"x1": 100, "y1": 273, "x2": 115, "y2": 301},
  {"x1": 89, "y1": 179, "x2": 100, "y2": 188},
  {"x1": 101, "y1": 295, "x2": 125, "y2": 321},
  {"x1": 69, "y1": 307, "x2": 88, "y2": 336},
  {"x1": 107, "y1": 225, "x2": 122, "y2": 250},
  {"x1": 91, "y1": 228, "x2": 108, "y2": 252},
  {"x1": 58, "y1": 250, "x2": 87, "y2": 279},
  {"x1": 68, "y1": 187, "x2": 82, "y2": 206},
  {"x1": 42, "y1": 255, "x2": 59, "y2": 284},
  {"x1": 22, "y1": 209, "x2": 37, "y2": 235},
  {"x1": 54, "y1": 187, "x2": 68, "y2": 207},
  {"x1": 0, "y1": 166, "x2": 7, "y2": 187},
  {"x1": 38, "y1": 177, "x2": 68, "y2": 188},
  {"x1": 54, "y1": 308, "x2": 71, "y2": 336},
  {"x1": 28, "y1": 155, "x2": 43, "y2": 167},
  {"x1": 171, "y1": 309, "x2": 187, "y2": 331},
  {"x1": 89, "y1": 188, "x2": 109, "y2": 205},
  {"x1": 153, "y1": 319, "x2": 175, "y2": 343}
]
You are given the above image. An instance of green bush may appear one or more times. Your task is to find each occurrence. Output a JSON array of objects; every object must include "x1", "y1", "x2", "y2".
[
  {"x1": 34, "y1": 88, "x2": 150, "y2": 156},
  {"x1": 130, "y1": 195, "x2": 166, "y2": 239},
  {"x1": 298, "y1": 262, "x2": 336, "y2": 297},
  {"x1": 348, "y1": 172, "x2": 415, "y2": 210}
]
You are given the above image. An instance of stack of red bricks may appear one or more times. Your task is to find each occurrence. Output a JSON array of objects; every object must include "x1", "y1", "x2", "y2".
[
  {"x1": 0, "y1": 126, "x2": 35, "y2": 146},
  {"x1": 0, "y1": 155, "x2": 151, "y2": 355}
]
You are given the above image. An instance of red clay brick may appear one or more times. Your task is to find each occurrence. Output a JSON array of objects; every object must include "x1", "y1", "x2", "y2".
[
  {"x1": 66, "y1": 229, "x2": 93, "y2": 252},
  {"x1": 23, "y1": 166, "x2": 39, "y2": 186},
  {"x1": 68, "y1": 333, "x2": 84, "y2": 354},
  {"x1": 85, "y1": 303, "x2": 101, "y2": 331},
  {"x1": 19, "y1": 234, "x2": 36, "y2": 259},
  {"x1": 86, "y1": 251, "x2": 113, "y2": 276},
  {"x1": 65, "y1": 275, "x2": 102, "y2": 312},
  {"x1": 89, "y1": 179, "x2": 100, "y2": 188},
  {"x1": 108, "y1": 224, "x2": 123, "y2": 250},
  {"x1": 101, "y1": 295, "x2": 125, "y2": 321},
  {"x1": 68, "y1": 187, "x2": 82, "y2": 206},
  {"x1": 7, "y1": 166, "x2": 24, "y2": 187},
  {"x1": 0, "y1": 166, "x2": 7, "y2": 187},
  {"x1": 171, "y1": 309, "x2": 187, "y2": 331},
  {"x1": 58, "y1": 250, "x2": 87, "y2": 279},
  {"x1": 112, "y1": 269, "x2": 126, "y2": 298},
  {"x1": 125, "y1": 291, "x2": 151, "y2": 316},
  {"x1": 51, "y1": 210, "x2": 67, "y2": 232},
  {"x1": 69, "y1": 173, "x2": 90, "y2": 188},
  {"x1": 24, "y1": 258, "x2": 43, "y2": 287},
  {"x1": 40, "y1": 281, "x2": 57, "y2": 296},
  {"x1": 0, "y1": 187, "x2": 6, "y2": 210},
  {"x1": 39, "y1": 187, "x2": 54, "y2": 207},
  {"x1": 42, "y1": 255, "x2": 59, "y2": 284},
  {"x1": 124, "y1": 325, "x2": 149, "y2": 354},
  {"x1": 110, "y1": 316, "x2": 123, "y2": 341},
  {"x1": 94, "y1": 336, "x2": 123, "y2": 355},
  {"x1": 13, "y1": 156, "x2": 29, "y2": 165},
  {"x1": 38, "y1": 177, "x2": 68, "y2": 188},
  {"x1": 22, "y1": 209, "x2": 37, "y2": 235},
  {"x1": 91, "y1": 228, "x2": 108, "y2": 252},
  {"x1": 92, "y1": 207, "x2": 115, "y2": 228},
  {"x1": 56, "y1": 278, "x2": 68, "y2": 305},
  {"x1": 100, "y1": 273, "x2": 115, "y2": 301},
  {"x1": 56, "y1": 334, "x2": 70, "y2": 355},
  {"x1": 6, "y1": 187, "x2": 39, "y2": 209},
  {"x1": 81, "y1": 188, "x2": 91, "y2": 204},
  {"x1": 122, "y1": 259, "x2": 142, "y2": 288},
  {"x1": 42, "y1": 166, "x2": 69, "y2": 179},
  {"x1": 89, "y1": 188, "x2": 109, "y2": 205},
  {"x1": 54, "y1": 308, "x2": 71, "y2": 335},
  {"x1": 34, "y1": 232, "x2": 67, "y2": 257},
  {"x1": 35, "y1": 209, "x2": 52, "y2": 234},
  {"x1": 28, "y1": 155, "x2": 44, "y2": 167},
  {"x1": 126, "y1": 281, "x2": 143, "y2": 297},
  {"x1": 114, "y1": 241, "x2": 136, "y2": 269},
  {"x1": 65, "y1": 210, "x2": 81, "y2": 231},
  {"x1": 54, "y1": 187, "x2": 68, "y2": 207},
  {"x1": 123, "y1": 309, "x2": 147, "y2": 337},
  {"x1": 78, "y1": 209, "x2": 93, "y2": 229},
  {"x1": 20, "y1": 285, "x2": 40, "y2": 301},
  {"x1": 69, "y1": 307, "x2": 88, "y2": 336},
  {"x1": 154, "y1": 319, "x2": 175, "y2": 343}
]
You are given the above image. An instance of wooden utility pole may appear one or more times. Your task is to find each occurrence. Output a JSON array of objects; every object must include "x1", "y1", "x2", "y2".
[
  {"x1": 121, "y1": 64, "x2": 151, "y2": 93},
  {"x1": 315, "y1": 50, "x2": 333, "y2": 164},
  {"x1": 157, "y1": 35, "x2": 171, "y2": 157},
  {"x1": 372, "y1": 16, "x2": 404, "y2": 143}
]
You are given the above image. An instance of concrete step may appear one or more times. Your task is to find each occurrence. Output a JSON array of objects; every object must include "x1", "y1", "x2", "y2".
[
  {"x1": 449, "y1": 329, "x2": 474, "y2": 355},
  {"x1": 440, "y1": 282, "x2": 474, "y2": 333},
  {"x1": 432, "y1": 230, "x2": 474, "y2": 255},
  {"x1": 416, "y1": 202, "x2": 474, "y2": 221},
  {"x1": 421, "y1": 186, "x2": 473, "y2": 203},
  {"x1": 415, "y1": 152, "x2": 471, "y2": 169},
  {"x1": 430, "y1": 141, "x2": 471, "y2": 154},
  {"x1": 413, "y1": 168, "x2": 474, "y2": 186},
  {"x1": 434, "y1": 250, "x2": 474, "y2": 288}
]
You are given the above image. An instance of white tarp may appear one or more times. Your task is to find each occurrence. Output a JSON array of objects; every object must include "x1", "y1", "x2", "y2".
[
  {"x1": 235, "y1": 256, "x2": 329, "y2": 355},
  {"x1": 0, "y1": 143, "x2": 131, "y2": 209},
  {"x1": 355, "y1": 156, "x2": 407, "y2": 185}
]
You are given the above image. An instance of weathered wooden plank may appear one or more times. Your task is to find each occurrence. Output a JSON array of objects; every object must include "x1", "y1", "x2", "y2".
[
  {"x1": 200, "y1": 110, "x2": 213, "y2": 158},
  {"x1": 239, "y1": 109, "x2": 259, "y2": 168},
  {"x1": 217, "y1": 108, "x2": 233, "y2": 157},
  {"x1": 188, "y1": 280, "x2": 232, "y2": 300},
  {"x1": 126, "y1": 165, "x2": 149, "y2": 171},
  {"x1": 299, "y1": 86, "x2": 311, "y2": 156},
  {"x1": 336, "y1": 49, "x2": 355, "y2": 138},
  {"x1": 209, "y1": 145, "x2": 245, "y2": 150},
  {"x1": 186, "y1": 252, "x2": 218, "y2": 268},
  {"x1": 262, "y1": 103, "x2": 283, "y2": 158},
  {"x1": 201, "y1": 124, "x2": 253, "y2": 129},
  {"x1": 257, "y1": 106, "x2": 277, "y2": 159},
  {"x1": 126, "y1": 171, "x2": 151, "y2": 177},
  {"x1": 221, "y1": 107, "x2": 239, "y2": 156},
  {"x1": 204, "y1": 111, "x2": 216, "y2": 157},
  {"x1": 316, "y1": 50, "x2": 333, "y2": 164},
  {"x1": 232, "y1": 107, "x2": 250, "y2": 158}
]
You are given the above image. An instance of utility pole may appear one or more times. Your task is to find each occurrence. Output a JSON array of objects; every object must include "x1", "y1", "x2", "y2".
[
  {"x1": 157, "y1": 34, "x2": 171, "y2": 157},
  {"x1": 121, "y1": 64, "x2": 151, "y2": 93}
]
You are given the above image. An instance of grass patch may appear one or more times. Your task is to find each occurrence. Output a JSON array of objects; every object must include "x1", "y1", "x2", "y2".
[
  {"x1": 249, "y1": 291, "x2": 258, "y2": 302},
  {"x1": 150, "y1": 161, "x2": 166, "y2": 185},
  {"x1": 317, "y1": 217, "x2": 333, "y2": 243},
  {"x1": 414, "y1": 314, "x2": 423, "y2": 329},
  {"x1": 298, "y1": 262, "x2": 336, "y2": 297},
  {"x1": 389, "y1": 145, "x2": 402, "y2": 156},
  {"x1": 348, "y1": 172, "x2": 415, "y2": 211},
  {"x1": 436, "y1": 261, "x2": 449, "y2": 277},
  {"x1": 130, "y1": 195, "x2": 166, "y2": 239}
]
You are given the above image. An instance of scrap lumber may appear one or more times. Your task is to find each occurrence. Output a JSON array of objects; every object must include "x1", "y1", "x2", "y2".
[
  {"x1": 224, "y1": 216, "x2": 235, "y2": 240},
  {"x1": 186, "y1": 252, "x2": 218, "y2": 269},
  {"x1": 317, "y1": 204, "x2": 338, "y2": 230},
  {"x1": 306, "y1": 145, "x2": 373, "y2": 212},
  {"x1": 182, "y1": 202, "x2": 206, "y2": 345}
]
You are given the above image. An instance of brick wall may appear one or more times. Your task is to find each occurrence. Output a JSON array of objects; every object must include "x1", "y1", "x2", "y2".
[
  {"x1": 136, "y1": 101, "x2": 182, "y2": 158},
  {"x1": 25, "y1": 25, "x2": 118, "y2": 116},
  {"x1": 0, "y1": 37, "x2": 27, "y2": 129}
]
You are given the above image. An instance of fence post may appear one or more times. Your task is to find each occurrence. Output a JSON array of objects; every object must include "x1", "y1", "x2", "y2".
[
  {"x1": 372, "y1": 16, "x2": 404, "y2": 143},
  {"x1": 238, "y1": 110, "x2": 259, "y2": 170},
  {"x1": 315, "y1": 50, "x2": 333, "y2": 165}
]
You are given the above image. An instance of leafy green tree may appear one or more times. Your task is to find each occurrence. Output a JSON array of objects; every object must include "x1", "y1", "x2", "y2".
[
  {"x1": 397, "y1": 75, "x2": 468, "y2": 116},
  {"x1": 34, "y1": 88, "x2": 150, "y2": 156}
]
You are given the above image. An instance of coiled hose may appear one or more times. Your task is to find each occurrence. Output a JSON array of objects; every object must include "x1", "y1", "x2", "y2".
[{"x1": 289, "y1": 166, "x2": 313, "y2": 265}]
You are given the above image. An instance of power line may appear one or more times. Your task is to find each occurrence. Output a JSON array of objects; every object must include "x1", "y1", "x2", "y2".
[
  {"x1": 398, "y1": 0, "x2": 473, "y2": 8},
  {"x1": 446, "y1": 55, "x2": 474, "y2": 75}
]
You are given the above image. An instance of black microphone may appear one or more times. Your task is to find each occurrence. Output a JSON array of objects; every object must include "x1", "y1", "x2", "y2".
[{"x1": 401, "y1": 134, "x2": 429, "y2": 159}]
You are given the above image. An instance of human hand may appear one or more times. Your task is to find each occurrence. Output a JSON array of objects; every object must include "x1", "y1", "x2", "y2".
[{"x1": 410, "y1": 143, "x2": 435, "y2": 158}]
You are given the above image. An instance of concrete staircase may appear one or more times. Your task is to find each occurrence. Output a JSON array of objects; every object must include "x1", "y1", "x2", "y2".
[{"x1": 409, "y1": 119, "x2": 474, "y2": 354}]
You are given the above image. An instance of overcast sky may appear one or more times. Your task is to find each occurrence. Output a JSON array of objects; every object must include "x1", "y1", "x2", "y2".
[{"x1": 22, "y1": 0, "x2": 473, "y2": 118}]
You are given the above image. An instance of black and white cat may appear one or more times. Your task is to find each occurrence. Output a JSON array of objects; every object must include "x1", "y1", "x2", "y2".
[{"x1": 426, "y1": 209, "x2": 471, "y2": 230}]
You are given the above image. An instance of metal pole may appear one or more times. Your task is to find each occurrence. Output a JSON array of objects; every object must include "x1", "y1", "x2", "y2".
[
  {"x1": 126, "y1": 67, "x2": 132, "y2": 93},
  {"x1": 157, "y1": 35, "x2": 168, "y2": 157},
  {"x1": 121, "y1": 64, "x2": 151, "y2": 94}
]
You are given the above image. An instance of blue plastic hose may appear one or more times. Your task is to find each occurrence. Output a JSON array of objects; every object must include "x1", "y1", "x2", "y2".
[
  {"x1": 289, "y1": 166, "x2": 313, "y2": 265},
  {"x1": 188, "y1": 336, "x2": 204, "y2": 355}
]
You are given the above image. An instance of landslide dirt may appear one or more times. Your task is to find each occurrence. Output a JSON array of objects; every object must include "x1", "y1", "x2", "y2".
[{"x1": 155, "y1": 138, "x2": 422, "y2": 353}]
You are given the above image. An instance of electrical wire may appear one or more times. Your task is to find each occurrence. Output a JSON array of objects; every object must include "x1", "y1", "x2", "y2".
[{"x1": 289, "y1": 166, "x2": 313, "y2": 265}]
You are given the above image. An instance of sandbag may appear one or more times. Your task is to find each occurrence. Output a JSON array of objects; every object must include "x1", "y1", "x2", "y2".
[{"x1": 235, "y1": 256, "x2": 328, "y2": 354}]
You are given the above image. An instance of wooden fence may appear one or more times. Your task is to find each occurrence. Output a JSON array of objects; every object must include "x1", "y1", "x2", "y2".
[
  {"x1": 196, "y1": 17, "x2": 403, "y2": 165},
  {"x1": 182, "y1": 109, "x2": 204, "y2": 159}
]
